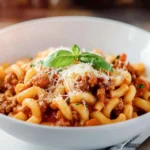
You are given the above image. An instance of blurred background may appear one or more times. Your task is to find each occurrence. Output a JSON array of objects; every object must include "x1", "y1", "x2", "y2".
[{"x1": 0, "y1": 0, "x2": 150, "y2": 30}]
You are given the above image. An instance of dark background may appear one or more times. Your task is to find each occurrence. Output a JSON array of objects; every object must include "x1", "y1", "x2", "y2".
[{"x1": 0, "y1": 0, "x2": 150, "y2": 31}]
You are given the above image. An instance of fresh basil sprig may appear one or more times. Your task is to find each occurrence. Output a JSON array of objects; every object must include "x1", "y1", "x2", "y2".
[
  {"x1": 78, "y1": 52, "x2": 113, "y2": 72},
  {"x1": 72, "y1": 44, "x2": 81, "y2": 56},
  {"x1": 43, "y1": 50, "x2": 75, "y2": 68},
  {"x1": 42, "y1": 44, "x2": 113, "y2": 72}
]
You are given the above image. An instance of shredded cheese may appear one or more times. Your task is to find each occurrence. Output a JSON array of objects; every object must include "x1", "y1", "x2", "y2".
[{"x1": 60, "y1": 63, "x2": 109, "y2": 81}]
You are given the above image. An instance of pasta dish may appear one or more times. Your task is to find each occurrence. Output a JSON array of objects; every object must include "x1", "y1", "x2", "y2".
[{"x1": 0, "y1": 45, "x2": 149, "y2": 127}]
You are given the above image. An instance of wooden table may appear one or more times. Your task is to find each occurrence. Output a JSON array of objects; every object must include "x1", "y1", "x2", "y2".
[{"x1": 0, "y1": 8, "x2": 150, "y2": 31}]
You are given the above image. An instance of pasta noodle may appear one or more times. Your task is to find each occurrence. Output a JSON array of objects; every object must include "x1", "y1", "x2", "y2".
[
  {"x1": 110, "y1": 84, "x2": 129, "y2": 98},
  {"x1": 133, "y1": 97, "x2": 150, "y2": 112},
  {"x1": 24, "y1": 68, "x2": 37, "y2": 84},
  {"x1": 0, "y1": 66, "x2": 5, "y2": 81},
  {"x1": 124, "y1": 85, "x2": 136, "y2": 104},
  {"x1": 10, "y1": 64, "x2": 25, "y2": 80},
  {"x1": 102, "y1": 98, "x2": 120, "y2": 118},
  {"x1": 17, "y1": 86, "x2": 47, "y2": 104},
  {"x1": 0, "y1": 46, "x2": 150, "y2": 127},
  {"x1": 94, "y1": 101, "x2": 104, "y2": 111},
  {"x1": 71, "y1": 103, "x2": 89, "y2": 126},
  {"x1": 143, "y1": 91, "x2": 150, "y2": 101},
  {"x1": 22, "y1": 98, "x2": 42, "y2": 124},
  {"x1": 69, "y1": 91, "x2": 96, "y2": 105},
  {"x1": 123, "y1": 105, "x2": 133, "y2": 120},
  {"x1": 14, "y1": 112, "x2": 28, "y2": 121},
  {"x1": 53, "y1": 97, "x2": 73, "y2": 121},
  {"x1": 91, "y1": 111, "x2": 126, "y2": 125}
]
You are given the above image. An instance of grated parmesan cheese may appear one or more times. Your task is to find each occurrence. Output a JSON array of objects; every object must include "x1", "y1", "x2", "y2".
[{"x1": 60, "y1": 63, "x2": 109, "y2": 82}]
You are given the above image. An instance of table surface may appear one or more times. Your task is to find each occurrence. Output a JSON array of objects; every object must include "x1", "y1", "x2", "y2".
[{"x1": 0, "y1": 8, "x2": 150, "y2": 31}]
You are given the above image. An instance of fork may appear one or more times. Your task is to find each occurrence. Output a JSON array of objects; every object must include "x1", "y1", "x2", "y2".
[{"x1": 108, "y1": 135, "x2": 139, "y2": 150}]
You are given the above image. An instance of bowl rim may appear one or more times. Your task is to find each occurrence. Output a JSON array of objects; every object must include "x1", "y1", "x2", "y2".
[
  {"x1": 0, "y1": 16, "x2": 150, "y2": 130},
  {"x1": 0, "y1": 16, "x2": 149, "y2": 36}
]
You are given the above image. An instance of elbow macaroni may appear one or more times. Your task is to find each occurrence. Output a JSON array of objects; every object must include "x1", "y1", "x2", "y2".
[
  {"x1": 22, "y1": 98, "x2": 42, "y2": 124},
  {"x1": 24, "y1": 68, "x2": 37, "y2": 84},
  {"x1": 102, "y1": 98, "x2": 120, "y2": 118},
  {"x1": 91, "y1": 111, "x2": 126, "y2": 125},
  {"x1": 71, "y1": 103, "x2": 89, "y2": 126},
  {"x1": 110, "y1": 84, "x2": 129, "y2": 98},
  {"x1": 10, "y1": 64, "x2": 25, "y2": 80},
  {"x1": 69, "y1": 91, "x2": 96, "y2": 105},
  {"x1": 0, "y1": 47, "x2": 150, "y2": 127},
  {"x1": 54, "y1": 97, "x2": 73, "y2": 121},
  {"x1": 124, "y1": 85, "x2": 136, "y2": 104},
  {"x1": 133, "y1": 97, "x2": 150, "y2": 112},
  {"x1": 123, "y1": 105, "x2": 133, "y2": 120},
  {"x1": 17, "y1": 86, "x2": 47, "y2": 104}
]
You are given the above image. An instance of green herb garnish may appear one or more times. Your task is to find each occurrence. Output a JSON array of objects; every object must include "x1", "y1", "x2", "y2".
[
  {"x1": 57, "y1": 69, "x2": 63, "y2": 73},
  {"x1": 78, "y1": 52, "x2": 113, "y2": 72},
  {"x1": 116, "y1": 55, "x2": 120, "y2": 59},
  {"x1": 30, "y1": 62, "x2": 35, "y2": 68},
  {"x1": 138, "y1": 84, "x2": 144, "y2": 88},
  {"x1": 38, "y1": 60, "x2": 44, "y2": 65},
  {"x1": 42, "y1": 50, "x2": 75, "y2": 68},
  {"x1": 42, "y1": 44, "x2": 113, "y2": 72},
  {"x1": 76, "y1": 103, "x2": 80, "y2": 105},
  {"x1": 72, "y1": 44, "x2": 81, "y2": 56}
]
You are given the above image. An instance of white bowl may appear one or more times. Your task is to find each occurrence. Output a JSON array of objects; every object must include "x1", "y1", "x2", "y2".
[{"x1": 0, "y1": 16, "x2": 150, "y2": 150}]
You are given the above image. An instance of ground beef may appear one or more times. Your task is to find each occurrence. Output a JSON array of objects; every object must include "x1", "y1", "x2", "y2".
[
  {"x1": 87, "y1": 73, "x2": 98, "y2": 87},
  {"x1": 97, "y1": 88, "x2": 105, "y2": 101},
  {"x1": 0, "y1": 95, "x2": 17, "y2": 114},
  {"x1": 113, "y1": 53, "x2": 127, "y2": 69},
  {"x1": 4, "y1": 72, "x2": 18, "y2": 94},
  {"x1": 56, "y1": 118, "x2": 70, "y2": 126},
  {"x1": 0, "y1": 82, "x2": 6, "y2": 93},
  {"x1": 134, "y1": 77, "x2": 149, "y2": 97},
  {"x1": 72, "y1": 110, "x2": 80, "y2": 121},
  {"x1": 76, "y1": 76, "x2": 89, "y2": 91},
  {"x1": 98, "y1": 78, "x2": 115, "y2": 90},
  {"x1": 97, "y1": 78, "x2": 115, "y2": 100},
  {"x1": 37, "y1": 98, "x2": 49, "y2": 113},
  {"x1": 112, "y1": 99, "x2": 124, "y2": 118},
  {"x1": 96, "y1": 87, "x2": 110, "y2": 105},
  {"x1": 12, "y1": 105, "x2": 31, "y2": 117},
  {"x1": 26, "y1": 73, "x2": 50, "y2": 89},
  {"x1": 55, "y1": 110, "x2": 64, "y2": 119},
  {"x1": 75, "y1": 73, "x2": 98, "y2": 91},
  {"x1": 126, "y1": 63, "x2": 138, "y2": 80}
]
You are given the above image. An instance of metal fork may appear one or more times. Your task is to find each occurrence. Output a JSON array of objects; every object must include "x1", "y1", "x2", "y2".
[{"x1": 108, "y1": 135, "x2": 139, "y2": 150}]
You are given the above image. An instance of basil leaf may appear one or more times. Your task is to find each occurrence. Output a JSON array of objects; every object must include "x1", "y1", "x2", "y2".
[
  {"x1": 79, "y1": 52, "x2": 113, "y2": 72},
  {"x1": 72, "y1": 44, "x2": 80, "y2": 56},
  {"x1": 43, "y1": 50, "x2": 75, "y2": 68}
]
